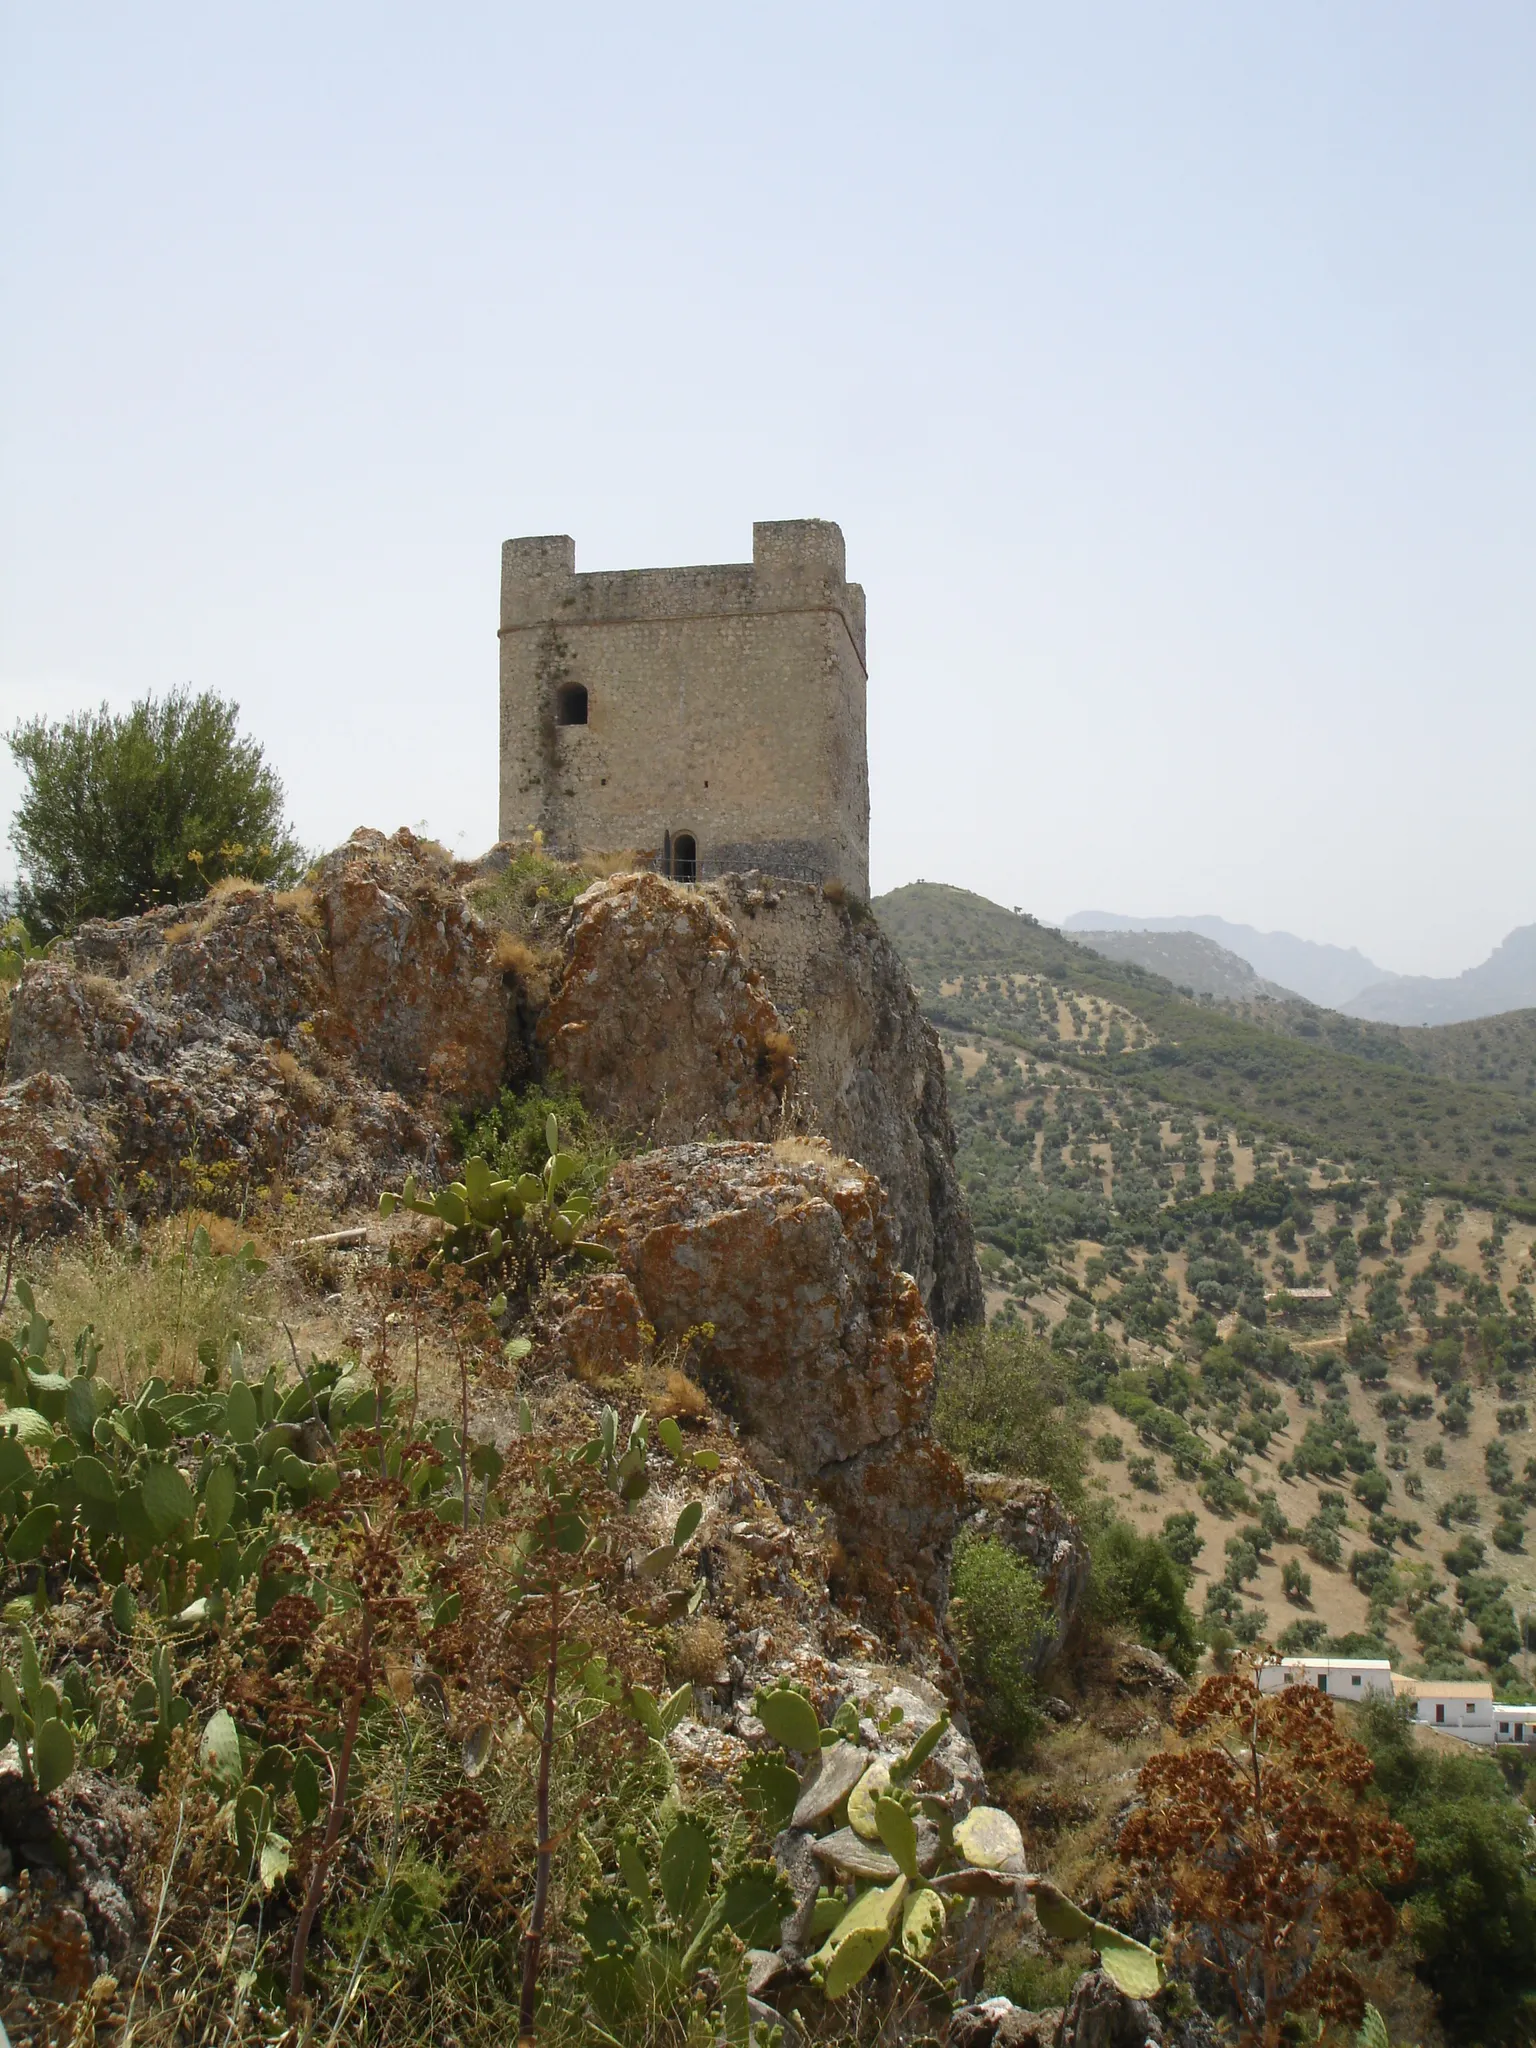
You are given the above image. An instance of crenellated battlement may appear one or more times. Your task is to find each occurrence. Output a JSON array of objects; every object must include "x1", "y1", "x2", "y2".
[
  {"x1": 497, "y1": 519, "x2": 870, "y2": 896},
  {"x1": 499, "y1": 520, "x2": 866, "y2": 672}
]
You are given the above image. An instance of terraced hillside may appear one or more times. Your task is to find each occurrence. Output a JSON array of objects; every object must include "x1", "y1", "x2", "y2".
[
  {"x1": 879, "y1": 883, "x2": 1536, "y2": 1203},
  {"x1": 879, "y1": 881, "x2": 1536, "y2": 1689}
]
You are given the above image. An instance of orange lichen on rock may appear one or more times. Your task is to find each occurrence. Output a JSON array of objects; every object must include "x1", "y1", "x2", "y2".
[
  {"x1": 538, "y1": 874, "x2": 792, "y2": 1141},
  {"x1": 584, "y1": 1139, "x2": 964, "y2": 1619}
]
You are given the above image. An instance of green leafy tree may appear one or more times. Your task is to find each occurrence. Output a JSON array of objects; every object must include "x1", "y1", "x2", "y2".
[
  {"x1": 1093, "y1": 1518, "x2": 1202, "y2": 1676},
  {"x1": 1358, "y1": 1696, "x2": 1536, "y2": 2045},
  {"x1": 933, "y1": 1324, "x2": 1086, "y2": 1506},
  {"x1": 8, "y1": 688, "x2": 305, "y2": 935}
]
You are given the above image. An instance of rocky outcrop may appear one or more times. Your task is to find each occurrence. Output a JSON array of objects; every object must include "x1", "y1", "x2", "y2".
[
  {"x1": 963, "y1": 1475, "x2": 1092, "y2": 1675},
  {"x1": 538, "y1": 873, "x2": 790, "y2": 1139},
  {"x1": 0, "y1": 830, "x2": 517, "y2": 1228},
  {"x1": 950, "y1": 1973, "x2": 1165, "y2": 2048},
  {"x1": 950, "y1": 1999, "x2": 1064, "y2": 2048},
  {"x1": 313, "y1": 830, "x2": 512, "y2": 1100},
  {"x1": 707, "y1": 875, "x2": 981, "y2": 1329},
  {"x1": 0, "y1": 1072, "x2": 119, "y2": 1238},
  {"x1": 1057, "y1": 1969, "x2": 1165, "y2": 2048},
  {"x1": 541, "y1": 869, "x2": 982, "y2": 1329},
  {"x1": 0, "y1": 837, "x2": 982, "y2": 1344},
  {"x1": 544, "y1": 1140, "x2": 966, "y2": 1624},
  {"x1": 0, "y1": 1766, "x2": 150, "y2": 1998}
]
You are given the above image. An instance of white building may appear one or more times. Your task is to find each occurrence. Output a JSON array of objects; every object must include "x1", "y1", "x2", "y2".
[
  {"x1": 1257, "y1": 1657, "x2": 1395, "y2": 1702},
  {"x1": 1400, "y1": 1678, "x2": 1495, "y2": 1748},
  {"x1": 1256, "y1": 1657, "x2": 1533, "y2": 1751}
]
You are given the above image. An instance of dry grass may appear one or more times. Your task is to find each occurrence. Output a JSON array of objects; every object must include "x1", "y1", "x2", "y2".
[
  {"x1": 161, "y1": 920, "x2": 204, "y2": 946},
  {"x1": 27, "y1": 1219, "x2": 281, "y2": 1396},
  {"x1": 667, "y1": 1614, "x2": 728, "y2": 1685},
  {"x1": 645, "y1": 1364, "x2": 708, "y2": 1420},
  {"x1": 491, "y1": 930, "x2": 543, "y2": 977},
  {"x1": 273, "y1": 883, "x2": 324, "y2": 926},
  {"x1": 577, "y1": 850, "x2": 646, "y2": 881},
  {"x1": 821, "y1": 878, "x2": 847, "y2": 906},
  {"x1": 204, "y1": 875, "x2": 262, "y2": 903},
  {"x1": 761, "y1": 1026, "x2": 796, "y2": 1086},
  {"x1": 772, "y1": 1133, "x2": 860, "y2": 1178},
  {"x1": 271, "y1": 1047, "x2": 332, "y2": 1118}
]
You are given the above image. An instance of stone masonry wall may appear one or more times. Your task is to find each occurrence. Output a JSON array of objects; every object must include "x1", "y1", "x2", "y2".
[{"x1": 497, "y1": 520, "x2": 870, "y2": 896}]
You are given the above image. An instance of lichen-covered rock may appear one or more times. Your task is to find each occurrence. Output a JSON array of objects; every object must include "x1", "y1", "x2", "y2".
[
  {"x1": 540, "y1": 873, "x2": 791, "y2": 1140},
  {"x1": 591, "y1": 1140, "x2": 965, "y2": 1618},
  {"x1": 313, "y1": 829, "x2": 512, "y2": 1101},
  {"x1": 963, "y1": 1475, "x2": 1092, "y2": 1675},
  {"x1": 0, "y1": 1072, "x2": 118, "y2": 1239},
  {"x1": 708, "y1": 875, "x2": 982, "y2": 1329},
  {"x1": 0, "y1": 1765, "x2": 150, "y2": 1981},
  {"x1": 537, "y1": 871, "x2": 980, "y2": 1327},
  {"x1": 1, "y1": 828, "x2": 517, "y2": 1230}
]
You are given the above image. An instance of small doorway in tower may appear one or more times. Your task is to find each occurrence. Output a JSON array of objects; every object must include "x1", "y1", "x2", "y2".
[{"x1": 671, "y1": 833, "x2": 697, "y2": 883}]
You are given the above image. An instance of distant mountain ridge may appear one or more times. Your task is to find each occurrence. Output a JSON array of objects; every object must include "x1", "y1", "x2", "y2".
[
  {"x1": 1063, "y1": 911, "x2": 1393, "y2": 1010},
  {"x1": 1343, "y1": 922, "x2": 1536, "y2": 1027},
  {"x1": 1070, "y1": 926, "x2": 1300, "y2": 1004}
]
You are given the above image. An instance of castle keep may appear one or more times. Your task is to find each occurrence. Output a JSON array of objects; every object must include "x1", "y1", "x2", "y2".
[{"x1": 497, "y1": 518, "x2": 870, "y2": 896}]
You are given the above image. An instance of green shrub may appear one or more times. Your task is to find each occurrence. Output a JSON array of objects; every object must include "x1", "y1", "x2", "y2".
[
  {"x1": 989, "y1": 1947, "x2": 1090, "y2": 2010},
  {"x1": 1159, "y1": 1511, "x2": 1204, "y2": 1575},
  {"x1": 1090, "y1": 1518, "x2": 1201, "y2": 1677},
  {"x1": 949, "y1": 1532, "x2": 1050, "y2": 1754},
  {"x1": 7, "y1": 688, "x2": 304, "y2": 934},
  {"x1": 454, "y1": 1080, "x2": 601, "y2": 1183},
  {"x1": 934, "y1": 1327, "x2": 1086, "y2": 1507},
  {"x1": 1281, "y1": 1557, "x2": 1312, "y2": 1603},
  {"x1": 1300, "y1": 1517, "x2": 1342, "y2": 1569}
]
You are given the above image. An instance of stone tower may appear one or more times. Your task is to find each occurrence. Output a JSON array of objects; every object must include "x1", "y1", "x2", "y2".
[{"x1": 497, "y1": 519, "x2": 869, "y2": 896}]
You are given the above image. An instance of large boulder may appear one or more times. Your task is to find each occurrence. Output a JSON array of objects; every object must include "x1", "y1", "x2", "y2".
[
  {"x1": 313, "y1": 829, "x2": 512, "y2": 1100},
  {"x1": 0, "y1": 1072, "x2": 118, "y2": 1238},
  {"x1": 540, "y1": 873, "x2": 791, "y2": 1141},
  {"x1": 583, "y1": 1140, "x2": 966, "y2": 1621},
  {"x1": 1056, "y1": 1968, "x2": 1165, "y2": 2048}
]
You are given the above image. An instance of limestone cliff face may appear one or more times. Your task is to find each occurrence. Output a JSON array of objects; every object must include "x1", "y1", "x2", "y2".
[
  {"x1": 541, "y1": 872, "x2": 982, "y2": 1330},
  {"x1": 537, "y1": 873, "x2": 789, "y2": 1139},
  {"x1": 709, "y1": 876, "x2": 983, "y2": 1331},
  {"x1": 538, "y1": 1139, "x2": 966, "y2": 1635}
]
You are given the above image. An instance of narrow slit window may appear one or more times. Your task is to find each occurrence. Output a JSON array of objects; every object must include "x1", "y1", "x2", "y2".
[{"x1": 556, "y1": 684, "x2": 588, "y2": 726}]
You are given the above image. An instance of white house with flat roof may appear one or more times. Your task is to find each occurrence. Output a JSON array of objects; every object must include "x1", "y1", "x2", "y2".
[
  {"x1": 1495, "y1": 1704, "x2": 1536, "y2": 1748},
  {"x1": 1401, "y1": 1678, "x2": 1495, "y2": 1747},
  {"x1": 1258, "y1": 1657, "x2": 1395, "y2": 1702}
]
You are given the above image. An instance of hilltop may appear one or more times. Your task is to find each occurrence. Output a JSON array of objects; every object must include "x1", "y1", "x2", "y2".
[
  {"x1": 1345, "y1": 921, "x2": 1536, "y2": 1027},
  {"x1": 1065, "y1": 925, "x2": 1297, "y2": 1003},
  {"x1": 1063, "y1": 909, "x2": 1392, "y2": 1009}
]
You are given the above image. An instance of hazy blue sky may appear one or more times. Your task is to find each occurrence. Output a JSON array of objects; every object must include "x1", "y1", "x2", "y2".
[{"x1": 3, "y1": 5, "x2": 1532, "y2": 977}]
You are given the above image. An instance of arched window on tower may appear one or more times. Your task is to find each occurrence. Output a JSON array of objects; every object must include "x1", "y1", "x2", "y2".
[
  {"x1": 555, "y1": 683, "x2": 588, "y2": 726},
  {"x1": 671, "y1": 833, "x2": 697, "y2": 883}
]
